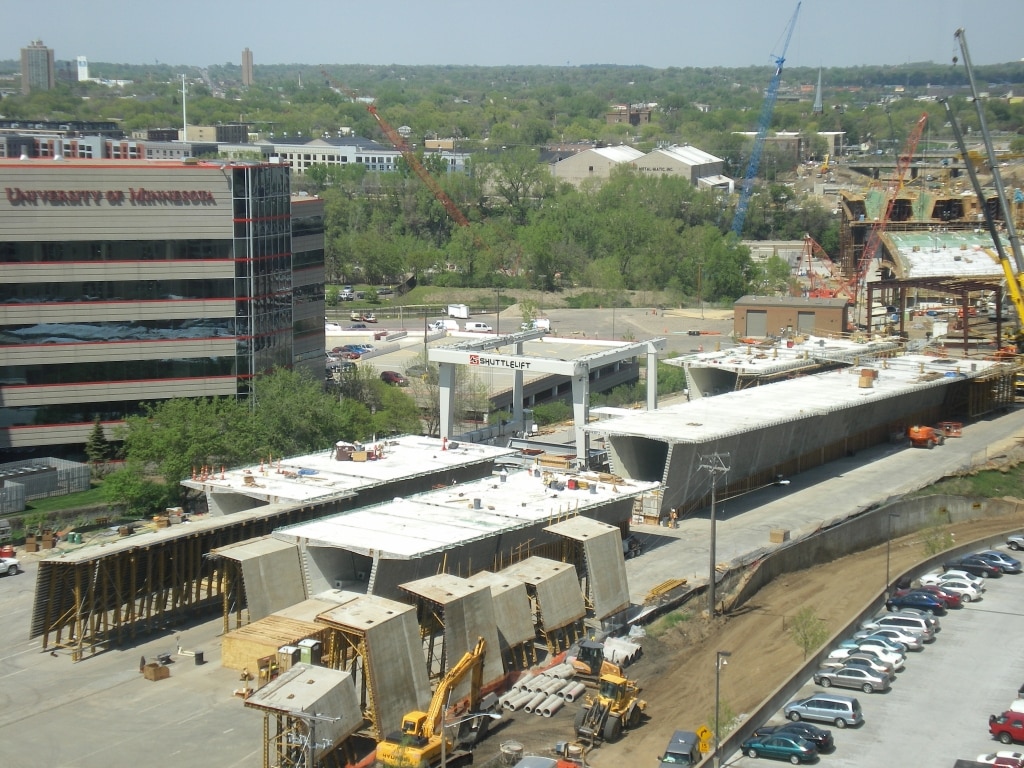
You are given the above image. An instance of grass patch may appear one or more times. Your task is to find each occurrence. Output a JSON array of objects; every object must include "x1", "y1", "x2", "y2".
[
  {"x1": 647, "y1": 609, "x2": 694, "y2": 637},
  {"x1": 25, "y1": 483, "x2": 107, "y2": 513},
  {"x1": 905, "y1": 463, "x2": 1024, "y2": 500}
]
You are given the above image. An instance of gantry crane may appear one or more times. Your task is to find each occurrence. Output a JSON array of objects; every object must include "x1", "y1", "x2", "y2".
[
  {"x1": 731, "y1": 2, "x2": 801, "y2": 237},
  {"x1": 849, "y1": 113, "x2": 927, "y2": 321},
  {"x1": 321, "y1": 69, "x2": 471, "y2": 229}
]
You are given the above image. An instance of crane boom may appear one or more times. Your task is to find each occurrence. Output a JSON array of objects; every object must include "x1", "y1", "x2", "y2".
[
  {"x1": 321, "y1": 70, "x2": 471, "y2": 228},
  {"x1": 731, "y1": 2, "x2": 801, "y2": 237},
  {"x1": 846, "y1": 113, "x2": 927, "y2": 325}
]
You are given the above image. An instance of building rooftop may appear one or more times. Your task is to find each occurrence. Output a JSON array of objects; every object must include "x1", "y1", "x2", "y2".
[
  {"x1": 591, "y1": 145, "x2": 645, "y2": 163},
  {"x1": 272, "y1": 467, "x2": 659, "y2": 560},
  {"x1": 181, "y1": 435, "x2": 515, "y2": 505},
  {"x1": 588, "y1": 352, "x2": 1007, "y2": 443},
  {"x1": 654, "y1": 144, "x2": 722, "y2": 165},
  {"x1": 887, "y1": 229, "x2": 1016, "y2": 280}
]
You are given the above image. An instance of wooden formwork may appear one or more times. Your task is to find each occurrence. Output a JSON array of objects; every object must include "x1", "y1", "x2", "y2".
[{"x1": 30, "y1": 503, "x2": 334, "y2": 661}]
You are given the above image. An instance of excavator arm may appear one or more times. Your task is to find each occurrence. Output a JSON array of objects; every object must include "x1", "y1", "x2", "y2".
[{"x1": 422, "y1": 636, "x2": 486, "y2": 738}]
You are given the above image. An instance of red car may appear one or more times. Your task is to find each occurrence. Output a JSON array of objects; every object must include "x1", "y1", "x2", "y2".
[
  {"x1": 380, "y1": 371, "x2": 409, "y2": 387},
  {"x1": 895, "y1": 585, "x2": 962, "y2": 609}
]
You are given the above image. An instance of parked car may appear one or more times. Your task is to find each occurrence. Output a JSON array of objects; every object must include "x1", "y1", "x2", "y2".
[
  {"x1": 657, "y1": 730, "x2": 702, "y2": 767},
  {"x1": 890, "y1": 607, "x2": 942, "y2": 633},
  {"x1": 750, "y1": 723, "x2": 834, "y2": 753},
  {"x1": 814, "y1": 664, "x2": 890, "y2": 693},
  {"x1": 893, "y1": 585, "x2": 961, "y2": 609},
  {"x1": 830, "y1": 644, "x2": 904, "y2": 672},
  {"x1": 852, "y1": 627, "x2": 923, "y2": 652},
  {"x1": 784, "y1": 693, "x2": 863, "y2": 728},
  {"x1": 740, "y1": 732, "x2": 818, "y2": 764},
  {"x1": 0, "y1": 553, "x2": 19, "y2": 576},
  {"x1": 920, "y1": 575, "x2": 982, "y2": 602},
  {"x1": 886, "y1": 591, "x2": 947, "y2": 615},
  {"x1": 405, "y1": 364, "x2": 437, "y2": 381},
  {"x1": 923, "y1": 568, "x2": 987, "y2": 591},
  {"x1": 819, "y1": 653, "x2": 894, "y2": 680},
  {"x1": 977, "y1": 752, "x2": 1024, "y2": 767},
  {"x1": 944, "y1": 555, "x2": 1004, "y2": 578},
  {"x1": 1007, "y1": 534, "x2": 1024, "y2": 551},
  {"x1": 973, "y1": 550, "x2": 1023, "y2": 574},
  {"x1": 346, "y1": 323, "x2": 368, "y2": 330},
  {"x1": 841, "y1": 633, "x2": 910, "y2": 655},
  {"x1": 991, "y1": 711, "x2": 1024, "y2": 745},
  {"x1": 380, "y1": 371, "x2": 409, "y2": 387}
]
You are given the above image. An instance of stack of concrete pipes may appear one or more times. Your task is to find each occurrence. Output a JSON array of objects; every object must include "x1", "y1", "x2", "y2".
[
  {"x1": 603, "y1": 636, "x2": 642, "y2": 667},
  {"x1": 498, "y1": 663, "x2": 588, "y2": 717}
]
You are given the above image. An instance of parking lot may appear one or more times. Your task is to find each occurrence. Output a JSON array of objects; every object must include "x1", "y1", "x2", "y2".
[{"x1": 728, "y1": 549, "x2": 1024, "y2": 766}]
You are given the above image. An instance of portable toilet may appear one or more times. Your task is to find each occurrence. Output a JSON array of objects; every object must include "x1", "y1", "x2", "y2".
[
  {"x1": 277, "y1": 645, "x2": 300, "y2": 672},
  {"x1": 298, "y1": 638, "x2": 322, "y2": 666}
]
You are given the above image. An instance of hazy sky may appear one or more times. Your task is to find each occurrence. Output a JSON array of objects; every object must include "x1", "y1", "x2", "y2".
[{"x1": 4, "y1": 0, "x2": 1021, "y2": 70}]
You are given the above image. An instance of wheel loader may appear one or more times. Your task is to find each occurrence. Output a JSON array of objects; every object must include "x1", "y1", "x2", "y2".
[{"x1": 573, "y1": 673, "x2": 646, "y2": 746}]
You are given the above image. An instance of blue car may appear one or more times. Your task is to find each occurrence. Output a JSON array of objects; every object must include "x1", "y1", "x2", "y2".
[
  {"x1": 741, "y1": 732, "x2": 818, "y2": 764},
  {"x1": 973, "y1": 550, "x2": 1022, "y2": 574},
  {"x1": 885, "y1": 591, "x2": 946, "y2": 616}
]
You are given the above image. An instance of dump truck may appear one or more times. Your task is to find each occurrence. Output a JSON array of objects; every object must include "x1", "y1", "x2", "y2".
[
  {"x1": 573, "y1": 673, "x2": 646, "y2": 746},
  {"x1": 376, "y1": 637, "x2": 496, "y2": 768}
]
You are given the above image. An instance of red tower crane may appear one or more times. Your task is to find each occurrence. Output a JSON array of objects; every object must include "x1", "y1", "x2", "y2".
[
  {"x1": 850, "y1": 113, "x2": 928, "y2": 308},
  {"x1": 321, "y1": 69, "x2": 471, "y2": 229}
]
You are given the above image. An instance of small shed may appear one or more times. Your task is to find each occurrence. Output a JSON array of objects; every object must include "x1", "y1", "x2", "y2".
[{"x1": 733, "y1": 295, "x2": 849, "y2": 338}]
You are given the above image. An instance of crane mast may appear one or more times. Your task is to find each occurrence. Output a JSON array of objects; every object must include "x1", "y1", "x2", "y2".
[
  {"x1": 321, "y1": 69, "x2": 471, "y2": 229},
  {"x1": 731, "y1": 2, "x2": 801, "y2": 237}
]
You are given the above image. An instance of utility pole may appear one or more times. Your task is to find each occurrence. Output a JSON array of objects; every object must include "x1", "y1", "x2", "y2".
[{"x1": 699, "y1": 452, "x2": 731, "y2": 618}]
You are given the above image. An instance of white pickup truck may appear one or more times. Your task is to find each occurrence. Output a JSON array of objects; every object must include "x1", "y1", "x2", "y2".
[{"x1": 1, "y1": 555, "x2": 19, "y2": 576}]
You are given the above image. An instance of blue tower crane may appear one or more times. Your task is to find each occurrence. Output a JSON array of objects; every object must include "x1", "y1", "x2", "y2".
[{"x1": 731, "y1": 2, "x2": 801, "y2": 237}]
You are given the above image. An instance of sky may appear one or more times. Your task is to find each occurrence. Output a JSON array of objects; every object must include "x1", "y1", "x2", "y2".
[{"x1": 3, "y1": 0, "x2": 1021, "y2": 70}]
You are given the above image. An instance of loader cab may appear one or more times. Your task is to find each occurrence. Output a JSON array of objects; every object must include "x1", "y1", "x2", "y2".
[
  {"x1": 576, "y1": 641, "x2": 605, "y2": 675},
  {"x1": 598, "y1": 674, "x2": 627, "y2": 702}
]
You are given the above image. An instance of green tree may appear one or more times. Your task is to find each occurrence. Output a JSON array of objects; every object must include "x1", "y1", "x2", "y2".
[
  {"x1": 84, "y1": 415, "x2": 112, "y2": 465},
  {"x1": 102, "y1": 463, "x2": 173, "y2": 518},
  {"x1": 787, "y1": 606, "x2": 829, "y2": 659}
]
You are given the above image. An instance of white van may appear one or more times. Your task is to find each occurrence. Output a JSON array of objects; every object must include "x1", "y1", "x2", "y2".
[{"x1": 464, "y1": 322, "x2": 493, "y2": 333}]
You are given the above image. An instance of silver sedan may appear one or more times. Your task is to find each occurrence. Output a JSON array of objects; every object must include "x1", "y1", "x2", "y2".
[{"x1": 813, "y1": 665, "x2": 891, "y2": 694}]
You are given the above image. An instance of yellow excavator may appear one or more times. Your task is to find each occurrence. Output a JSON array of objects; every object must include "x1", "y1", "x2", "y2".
[{"x1": 376, "y1": 637, "x2": 494, "y2": 768}]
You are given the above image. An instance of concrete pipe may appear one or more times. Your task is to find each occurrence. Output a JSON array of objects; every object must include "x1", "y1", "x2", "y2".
[
  {"x1": 522, "y1": 691, "x2": 548, "y2": 714},
  {"x1": 539, "y1": 694, "x2": 564, "y2": 717},
  {"x1": 511, "y1": 674, "x2": 535, "y2": 693},
  {"x1": 553, "y1": 680, "x2": 578, "y2": 699},
  {"x1": 562, "y1": 682, "x2": 588, "y2": 702},
  {"x1": 504, "y1": 690, "x2": 535, "y2": 712},
  {"x1": 542, "y1": 677, "x2": 566, "y2": 695},
  {"x1": 545, "y1": 662, "x2": 576, "y2": 679}
]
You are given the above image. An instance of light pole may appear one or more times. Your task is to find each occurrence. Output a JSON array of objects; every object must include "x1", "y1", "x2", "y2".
[
  {"x1": 440, "y1": 709, "x2": 501, "y2": 767},
  {"x1": 714, "y1": 650, "x2": 731, "y2": 768},
  {"x1": 700, "y1": 452, "x2": 730, "y2": 618},
  {"x1": 885, "y1": 511, "x2": 900, "y2": 591}
]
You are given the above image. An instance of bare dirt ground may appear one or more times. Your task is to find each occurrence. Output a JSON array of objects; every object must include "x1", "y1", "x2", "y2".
[{"x1": 485, "y1": 510, "x2": 1024, "y2": 766}]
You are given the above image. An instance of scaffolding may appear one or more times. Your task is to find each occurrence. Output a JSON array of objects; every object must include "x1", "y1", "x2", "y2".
[{"x1": 30, "y1": 502, "x2": 334, "y2": 661}]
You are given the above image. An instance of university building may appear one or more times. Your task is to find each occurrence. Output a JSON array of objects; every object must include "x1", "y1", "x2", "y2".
[{"x1": 0, "y1": 158, "x2": 324, "y2": 460}]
